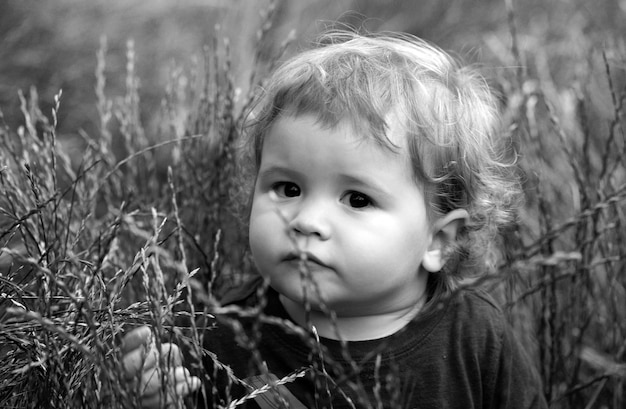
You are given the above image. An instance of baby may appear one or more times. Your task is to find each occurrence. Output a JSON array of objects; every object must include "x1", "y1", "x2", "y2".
[{"x1": 122, "y1": 31, "x2": 547, "y2": 408}]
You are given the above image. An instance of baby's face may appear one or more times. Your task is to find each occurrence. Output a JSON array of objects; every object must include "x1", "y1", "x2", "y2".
[{"x1": 249, "y1": 114, "x2": 436, "y2": 317}]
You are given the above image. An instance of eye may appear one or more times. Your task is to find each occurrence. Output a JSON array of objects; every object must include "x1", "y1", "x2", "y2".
[
  {"x1": 272, "y1": 182, "x2": 301, "y2": 198},
  {"x1": 342, "y1": 191, "x2": 373, "y2": 209}
]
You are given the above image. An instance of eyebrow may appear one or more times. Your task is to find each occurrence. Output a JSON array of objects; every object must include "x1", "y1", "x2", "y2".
[{"x1": 257, "y1": 166, "x2": 299, "y2": 180}]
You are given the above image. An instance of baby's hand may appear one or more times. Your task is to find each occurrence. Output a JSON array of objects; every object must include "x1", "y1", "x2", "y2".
[{"x1": 121, "y1": 326, "x2": 201, "y2": 408}]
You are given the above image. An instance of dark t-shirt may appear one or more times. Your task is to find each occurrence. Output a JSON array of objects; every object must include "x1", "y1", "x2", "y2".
[{"x1": 196, "y1": 287, "x2": 547, "y2": 409}]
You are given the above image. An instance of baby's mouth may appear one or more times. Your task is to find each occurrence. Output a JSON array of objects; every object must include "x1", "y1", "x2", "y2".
[{"x1": 283, "y1": 252, "x2": 329, "y2": 269}]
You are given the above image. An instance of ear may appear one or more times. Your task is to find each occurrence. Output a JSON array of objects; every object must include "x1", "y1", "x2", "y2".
[{"x1": 421, "y1": 209, "x2": 469, "y2": 273}]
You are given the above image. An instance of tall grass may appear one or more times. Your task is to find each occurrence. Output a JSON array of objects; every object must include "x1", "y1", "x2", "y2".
[
  {"x1": 491, "y1": 6, "x2": 626, "y2": 406},
  {"x1": 1, "y1": 4, "x2": 625, "y2": 409}
]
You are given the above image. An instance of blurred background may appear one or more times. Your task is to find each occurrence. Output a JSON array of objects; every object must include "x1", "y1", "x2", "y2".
[{"x1": 2, "y1": 0, "x2": 624, "y2": 145}]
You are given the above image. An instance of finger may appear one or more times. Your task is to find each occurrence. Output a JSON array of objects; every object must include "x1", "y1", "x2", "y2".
[
  {"x1": 161, "y1": 343, "x2": 183, "y2": 367},
  {"x1": 175, "y1": 372, "x2": 202, "y2": 396},
  {"x1": 140, "y1": 367, "x2": 199, "y2": 401},
  {"x1": 120, "y1": 326, "x2": 152, "y2": 354},
  {"x1": 123, "y1": 342, "x2": 182, "y2": 381},
  {"x1": 140, "y1": 366, "x2": 177, "y2": 397},
  {"x1": 122, "y1": 342, "x2": 158, "y2": 380},
  {"x1": 139, "y1": 366, "x2": 164, "y2": 398}
]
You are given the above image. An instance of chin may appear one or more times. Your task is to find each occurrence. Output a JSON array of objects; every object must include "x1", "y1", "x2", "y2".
[{"x1": 272, "y1": 282, "x2": 324, "y2": 306}]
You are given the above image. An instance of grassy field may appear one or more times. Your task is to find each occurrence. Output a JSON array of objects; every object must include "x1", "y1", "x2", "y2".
[{"x1": 0, "y1": 0, "x2": 625, "y2": 407}]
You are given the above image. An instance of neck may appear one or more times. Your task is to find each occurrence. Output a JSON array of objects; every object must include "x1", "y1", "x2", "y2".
[{"x1": 279, "y1": 295, "x2": 425, "y2": 341}]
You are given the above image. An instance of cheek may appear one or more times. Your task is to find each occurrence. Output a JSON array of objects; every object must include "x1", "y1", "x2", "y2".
[
  {"x1": 248, "y1": 219, "x2": 270, "y2": 278},
  {"x1": 346, "y1": 222, "x2": 427, "y2": 273},
  {"x1": 248, "y1": 205, "x2": 283, "y2": 266},
  {"x1": 248, "y1": 205, "x2": 267, "y2": 257}
]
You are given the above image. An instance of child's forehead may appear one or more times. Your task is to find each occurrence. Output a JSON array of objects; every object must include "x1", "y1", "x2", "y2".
[
  {"x1": 262, "y1": 113, "x2": 416, "y2": 176},
  {"x1": 271, "y1": 109, "x2": 407, "y2": 153}
]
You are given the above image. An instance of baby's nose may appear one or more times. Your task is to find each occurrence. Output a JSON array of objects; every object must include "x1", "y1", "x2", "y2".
[{"x1": 288, "y1": 201, "x2": 331, "y2": 240}]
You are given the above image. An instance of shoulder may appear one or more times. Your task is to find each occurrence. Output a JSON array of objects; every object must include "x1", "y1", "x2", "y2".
[
  {"x1": 446, "y1": 288, "x2": 508, "y2": 334},
  {"x1": 405, "y1": 288, "x2": 511, "y2": 367},
  {"x1": 411, "y1": 286, "x2": 509, "y2": 349},
  {"x1": 433, "y1": 287, "x2": 516, "y2": 368},
  {"x1": 459, "y1": 287, "x2": 504, "y2": 314},
  {"x1": 451, "y1": 289, "x2": 548, "y2": 407}
]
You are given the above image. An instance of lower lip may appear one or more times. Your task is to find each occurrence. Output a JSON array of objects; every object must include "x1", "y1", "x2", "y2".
[{"x1": 283, "y1": 258, "x2": 330, "y2": 272}]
